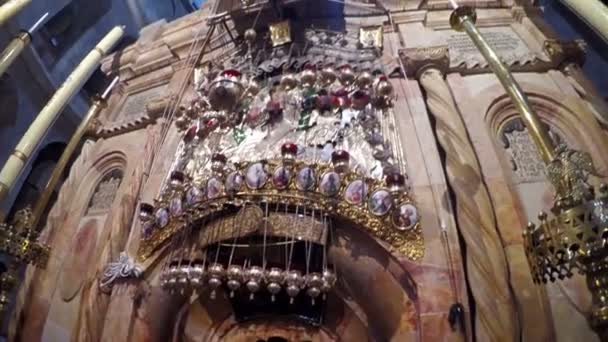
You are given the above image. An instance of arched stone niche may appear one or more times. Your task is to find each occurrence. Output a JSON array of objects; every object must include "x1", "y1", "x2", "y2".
[
  {"x1": 40, "y1": 151, "x2": 129, "y2": 341},
  {"x1": 136, "y1": 217, "x2": 420, "y2": 342},
  {"x1": 485, "y1": 92, "x2": 601, "y2": 342},
  {"x1": 486, "y1": 90, "x2": 608, "y2": 176}
]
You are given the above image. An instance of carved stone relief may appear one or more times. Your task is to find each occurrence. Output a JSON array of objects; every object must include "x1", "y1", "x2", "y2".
[
  {"x1": 86, "y1": 169, "x2": 123, "y2": 215},
  {"x1": 500, "y1": 118, "x2": 561, "y2": 183},
  {"x1": 118, "y1": 83, "x2": 169, "y2": 120},
  {"x1": 436, "y1": 27, "x2": 548, "y2": 68}
]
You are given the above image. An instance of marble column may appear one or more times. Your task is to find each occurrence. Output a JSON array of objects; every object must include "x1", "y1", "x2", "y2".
[{"x1": 400, "y1": 47, "x2": 517, "y2": 342}]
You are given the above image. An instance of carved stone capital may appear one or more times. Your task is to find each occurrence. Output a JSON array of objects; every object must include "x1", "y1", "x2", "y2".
[
  {"x1": 398, "y1": 46, "x2": 449, "y2": 79},
  {"x1": 543, "y1": 39, "x2": 587, "y2": 67}
]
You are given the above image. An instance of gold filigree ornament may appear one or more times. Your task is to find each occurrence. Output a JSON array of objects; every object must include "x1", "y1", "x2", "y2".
[
  {"x1": 359, "y1": 25, "x2": 383, "y2": 50},
  {"x1": 269, "y1": 20, "x2": 292, "y2": 47},
  {"x1": 137, "y1": 149, "x2": 423, "y2": 261},
  {"x1": 0, "y1": 207, "x2": 49, "y2": 267},
  {"x1": 546, "y1": 144, "x2": 595, "y2": 209}
]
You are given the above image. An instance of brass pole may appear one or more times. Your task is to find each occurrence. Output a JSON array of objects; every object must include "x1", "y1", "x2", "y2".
[
  {"x1": 0, "y1": 26, "x2": 124, "y2": 205},
  {"x1": 0, "y1": 12, "x2": 49, "y2": 78},
  {"x1": 0, "y1": 0, "x2": 30, "y2": 27},
  {"x1": 449, "y1": 7, "x2": 556, "y2": 164},
  {"x1": 450, "y1": 6, "x2": 608, "y2": 341},
  {"x1": 29, "y1": 77, "x2": 119, "y2": 233}
]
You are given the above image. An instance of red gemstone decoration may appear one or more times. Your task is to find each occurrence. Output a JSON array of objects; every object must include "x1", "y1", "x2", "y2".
[
  {"x1": 303, "y1": 64, "x2": 316, "y2": 71},
  {"x1": 221, "y1": 69, "x2": 242, "y2": 78},
  {"x1": 316, "y1": 95, "x2": 332, "y2": 111},
  {"x1": 205, "y1": 118, "x2": 219, "y2": 129},
  {"x1": 339, "y1": 64, "x2": 351, "y2": 70},
  {"x1": 378, "y1": 75, "x2": 388, "y2": 82},
  {"x1": 385, "y1": 173, "x2": 405, "y2": 187},
  {"x1": 266, "y1": 100, "x2": 282, "y2": 117},
  {"x1": 212, "y1": 153, "x2": 227, "y2": 163},
  {"x1": 332, "y1": 150, "x2": 350, "y2": 162},
  {"x1": 351, "y1": 90, "x2": 370, "y2": 109},
  {"x1": 281, "y1": 142, "x2": 298, "y2": 156},
  {"x1": 184, "y1": 124, "x2": 198, "y2": 142},
  {"x1": 331, "y1": 88, "x2": 348, "y2": 97}
]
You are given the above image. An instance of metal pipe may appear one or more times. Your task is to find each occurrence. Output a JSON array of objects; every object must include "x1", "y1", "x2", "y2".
[
  {"x1": 449, "y1": 7, "x2": 556, "y2": 163},
  {"x1": 0, "y1": 12, "x2": 49, "y2": 78},
  {"x1": 29, "y1": 77, "x2": 119, "y2": 233},
  {"x1": 0, "y1": 26, "x2": 124, "y2": 205},
  {"x1": 0, "y1": 0, "x2": 31, "y2": 27}
]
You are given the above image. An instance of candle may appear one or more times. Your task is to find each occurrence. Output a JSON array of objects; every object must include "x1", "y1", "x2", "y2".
[{"x1": 0, "y1": 26, "x2": 125, "y2": 203}]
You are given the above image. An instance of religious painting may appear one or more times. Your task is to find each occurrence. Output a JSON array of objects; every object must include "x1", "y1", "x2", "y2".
[
  {"x1": 368, "y1": 189, "x2": 392, "y2": 216},
  {"x1": 319, "y1": 171, "x2": 341, "y2": 196},
  {"x1": 246, "y1": 163, "x2": 268, "y2": 189},
  {"x1": 345, "y1": 180, "x2": 367, "y2": 205},
  {"x1": 269, "y1": 20, "x2": 292, "y2": 47},
  {"x1": 296, "y1": 167, "x2": 316, "y2": 191},
  {"x1": 392, "y1": 203, "x2": 418, "y2": 231},
  {"x1": 359, "y1": 25, "x2": 383, "y2": 49}
]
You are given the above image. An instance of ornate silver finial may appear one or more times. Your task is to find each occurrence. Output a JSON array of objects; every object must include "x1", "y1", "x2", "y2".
[{"x1": 99, "y1": 252, "x2": 143, "y2": 293}]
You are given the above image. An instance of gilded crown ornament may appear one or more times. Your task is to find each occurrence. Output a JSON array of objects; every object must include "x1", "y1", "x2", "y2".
[{"x1": 144, "y1": 22, "x2": 417, "y2": 307}]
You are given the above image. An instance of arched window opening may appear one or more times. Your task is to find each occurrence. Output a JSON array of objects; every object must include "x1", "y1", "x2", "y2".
[{"x1": 86, "y1": 168, "x2": 123, "y2": 216}]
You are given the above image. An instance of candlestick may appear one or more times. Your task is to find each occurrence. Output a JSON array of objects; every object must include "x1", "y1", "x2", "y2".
[
  {"x1": 0, "y1": 0, "x2": 30, "y2": 27},
  {"x1": 0, "y1": 26, "x2": 124, "y2": 205},
  {"x1": 449, "y1": 7, "x2": 555, "y2": 164},
  {"x1": 450, "y1": 6, "x2": 608, "y2": 341}
]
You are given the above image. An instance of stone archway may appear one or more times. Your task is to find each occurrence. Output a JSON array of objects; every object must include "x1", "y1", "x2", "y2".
[{"x1": 147, "y1": 216, "x2": 421, "y2": 342}]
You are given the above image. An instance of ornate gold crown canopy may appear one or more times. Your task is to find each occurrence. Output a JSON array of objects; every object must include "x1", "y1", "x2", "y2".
[{"x1": 138, "y1": 145, "x2": 422, "y2": 261}]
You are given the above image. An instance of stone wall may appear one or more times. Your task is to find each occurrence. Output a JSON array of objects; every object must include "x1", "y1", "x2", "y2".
[{"x1": 10, "y1": 1, "x2": 608, "y2": 341}]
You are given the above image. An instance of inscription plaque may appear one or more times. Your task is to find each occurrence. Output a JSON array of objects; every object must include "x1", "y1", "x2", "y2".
[
  {"x1": 444, "y1": 27, "x2": 541, "y2": 68},
  {"x1": 119, "y1": 83, "x2": 169, "y2": 120}
]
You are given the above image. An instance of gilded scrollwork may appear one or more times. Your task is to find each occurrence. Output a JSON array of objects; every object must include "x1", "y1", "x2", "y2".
[{"x1": 137, "y1": 159, "x2": 422, "y2": 261}]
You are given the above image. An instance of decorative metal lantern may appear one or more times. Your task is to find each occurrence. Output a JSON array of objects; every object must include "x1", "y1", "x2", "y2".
[
  {"x1": 305, "y1": 273, "x2": 324, "y2": 305},
  {"x1": 208, "y1": 69, "x2": 244, "y2": 112},
  {"x1": 266, "y1": 267, "x2": 285, "y2": 302},
  {"x1": 332, "y1": 150, "x2": 350, "y2": 173},
  {"x1": 207, "y1": 263, "x2": 225, "y2": 299},
  {"x1": 280, "y1": 73, "x2": 298, "y2": 91},
  {"x1": 300, "y1": 66, "x2": 317, "y2": 88},
  {"x1": 338, "y1": 64, "x2": 355, "y2": 87},
  {"x1": 226, "y1": 265, "x2": 244, "y2": 298},
  {"x1": 245, "y1": 266, "x2": 264, "y2": 300},
  {"x1": 321, "y1": 269, "x2": 337, "y2": 299},
  {"x1": 284, "y1": 269, "x2": 305, "y2": 304},
  {"x1": 355, "y1": 71, "x2": 374, "y2": 89},
  {"x1": 319, "y1": 66, "x2": 337, "y2": 86}
]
